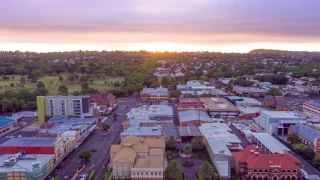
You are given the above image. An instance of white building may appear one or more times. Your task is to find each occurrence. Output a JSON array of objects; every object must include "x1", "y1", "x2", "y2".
[
  {"x1": 255, "y1": 111, "x2": 306, "y2": 136},
  {"x1": 303, "y1": 100, "x2": 320, "y2": 119},
  {"x1": 126, "y1": 105, "x2": 174, "y2": 124}
]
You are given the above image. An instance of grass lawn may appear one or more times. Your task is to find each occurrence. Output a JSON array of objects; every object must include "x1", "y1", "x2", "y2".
[
  {"x1": 0, "y1": 74, "x2": 118, "y2": 95},
  {"x1": 94, "y1": 76, "x2": 124, "y2": 84}
]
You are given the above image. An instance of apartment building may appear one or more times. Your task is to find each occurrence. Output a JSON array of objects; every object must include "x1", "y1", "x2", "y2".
[
  {"x1": 37, "y1": 96, "x2": 90, "y2": 123},
  {"x1": 303, "y1": 100, "x2": 320, "y2": 119}
]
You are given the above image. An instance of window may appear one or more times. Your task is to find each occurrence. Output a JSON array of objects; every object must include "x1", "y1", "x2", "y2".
[
  {"x1": 151, "y1": 172, "x2": 153, "y2": 175},
  {"x1": 137, "y1": 172, "x2": 139, "y2": 175},
  {"x1": 146, "y1": 172, "x2": 148, "y2": 175}
]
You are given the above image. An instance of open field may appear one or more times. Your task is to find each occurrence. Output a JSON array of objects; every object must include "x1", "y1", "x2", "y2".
[{"x1": 0, "y1": 75, "x2": 123, "y2": 95}]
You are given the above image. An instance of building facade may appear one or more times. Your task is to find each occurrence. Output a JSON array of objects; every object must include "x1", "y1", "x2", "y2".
[
  {"x1": 289, "y1": 123, "x2": 320, "y2": 153},
  {"x1": 37, "y1": 96, "x2": 90, "y2": 123},
  {"x1": 139, "y1": 88, "x2": 169, "y2": 101},
  {"x1": 303, "y1": 100, "x2": 320, "y2": 119}
]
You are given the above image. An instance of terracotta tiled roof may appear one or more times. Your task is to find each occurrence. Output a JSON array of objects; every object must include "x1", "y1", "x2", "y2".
[{"x1": 233, "y1": 146, "x2": 300, "y2": 170}]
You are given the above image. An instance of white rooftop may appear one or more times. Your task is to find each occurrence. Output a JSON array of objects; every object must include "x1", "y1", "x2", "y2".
[
  {"x1": 261, "y1": 111, "x2": 302, "y2": 119},
  {"x1": 251, "y1": 132, "x2": 290, "y2": 154},
  {"x1": 198, "y1": 123, "x2": 231, "y2": 135},
  {"x1": 61, "y1": 130, "x2": 78, "y2": 136},
  {"x1": 0, "y1": 154, "x2": 55, "y2": 172}
]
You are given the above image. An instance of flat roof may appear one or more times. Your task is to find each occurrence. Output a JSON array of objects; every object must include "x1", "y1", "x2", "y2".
[
  {"x1": 0, "y1": 154, "x2": 55, "y2": 172},
  {"x1": 205, "y1": 138, "x2": 232, "y2": 157},
  {"x1": 178, "y1": 110, "x2": 212, "y2": 123},
  {"x1": 0, "y1": 117, "x2": 15, "y2": 128},
  {"x1": 261, "y1": 111, "x2": 303, "y2": 119},
  {"x1": 179, "y1": 98, "x2": 201, "y2": 103},
  {"x1": 214, "y1": 161, "x2": 230, "y2": 178},
  {"x1": 251, "y1": 133, "x2": 290, "y2": 153},
  {"x1": 44, "y1": 95, "x2": 88, "y2": 99},
  {"x1": 237, "y1": 105, "x2": 261, "y2": 114},
  {"x1": 198, "y1": 123, "x2": 231, "y2": 135},
  {"x1": 0, "y1": 138, "x2": 56, "y2": 147},
  {"x1": 178, "y1": 126, "x2": 201, "y2": 137},
  {"x1": 201, "y1": 98, "x2": 239, "y2": 111}
]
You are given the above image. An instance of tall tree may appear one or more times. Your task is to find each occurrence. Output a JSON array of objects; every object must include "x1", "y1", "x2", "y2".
[
  {"x1": 166, "y1": 135, "x2": 177, "y2": 149},
  {"x1": 37, "y1": 81, "x2": 45, "y2": 89},
  {"x1": 199, "y1": 161, "x2": 216, "y2": 180},
  {"x1": 287, "y1": 133, "x2": 302, "y2": 145},
  {"x1": 165, "y1": 160, "x2": 182, "y2": 180},
  {"x1": 20, "y1": 76, "x2": 26, "y2": 86},
  {"x1": 78, "y1": 150, "x2": 92, "y2": 162},
  {"x1": 58, "y1": 85, "x2": 68, "y2": 95},
  {"x1": 18, "y1": 89, "x2": 35, "y2": 103},
  {"x1": 59, "y1": 76, "x2": 64, "y2": 83},
  {"x1": 191, "y1": 137, "x2": 204, "y2": 150},
  {"x1": 183, "y1": 144, "x2": 192, "y2": 157}
]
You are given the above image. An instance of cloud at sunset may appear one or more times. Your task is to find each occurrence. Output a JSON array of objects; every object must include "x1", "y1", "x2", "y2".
[{"x1": 0, "y1": 0, "x2": 319, "y2": 52}]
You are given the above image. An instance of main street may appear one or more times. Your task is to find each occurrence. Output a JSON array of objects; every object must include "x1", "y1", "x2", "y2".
[{"x1": 47, "y1": 92, "x2": 139, "y2": 180}]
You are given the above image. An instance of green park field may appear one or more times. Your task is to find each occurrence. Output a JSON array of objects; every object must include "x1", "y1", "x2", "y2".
[{"x1": 0, "y1": 75, "x2": 124, "y2": 95}]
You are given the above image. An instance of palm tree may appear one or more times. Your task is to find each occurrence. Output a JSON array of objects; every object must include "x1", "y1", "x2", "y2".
[
  {"x1": 191, "y1": 137, "x2": 204, "y2": 150},
  {"x1": 166, "y1": 135, "x2": 177, "y2": 149},
  {"x1": 165, "y1": 160, "x2": 182, "y2": 180},
  {"x1": 199, "y1": 161, "x2": 216, "y2": 180},
  {"x1": 183, "y1": 144, "x2": 192, "y2": 157}
]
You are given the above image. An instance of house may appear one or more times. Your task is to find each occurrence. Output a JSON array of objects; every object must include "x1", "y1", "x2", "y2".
[
  {"x1": 110, "y1": 136, "x2": 166, "y2": 180},
  {"x1": 232, "y1": 145, "x2": 301, "y2": 180},
  {"x1": 289, "y1": 123, "x2": 320, "y2": 153}
]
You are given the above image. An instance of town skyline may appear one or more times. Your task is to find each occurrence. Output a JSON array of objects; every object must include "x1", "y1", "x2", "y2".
[{"x1": 1, "y1": 0, "x2": 320, "y2": 52}]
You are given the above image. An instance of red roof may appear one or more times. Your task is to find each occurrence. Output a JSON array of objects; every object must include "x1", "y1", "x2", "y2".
[{"x1": 232, "y1": 146, "x2": 301, "y2": 170}]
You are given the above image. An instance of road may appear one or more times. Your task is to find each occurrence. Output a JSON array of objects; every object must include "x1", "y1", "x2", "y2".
[{"x1": 47, "y1": 92, "x2": 139, "y2": 180}]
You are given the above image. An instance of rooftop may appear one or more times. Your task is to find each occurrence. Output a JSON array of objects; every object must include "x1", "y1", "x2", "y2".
[
  {"x1": 179, "y1": 98, "x2": 202, "y2": 103},
  {"x1": 141, "y1": 88, "x2": 169, "y2": 96},
  {"x1": 214, "y1": 161, "x2": 230, "y2": 178},
  {"x1": 44, "y1": 95, "x2": 88, "y2": 99},
  {"x1": 0, "y1": 117, "x2": 16, "y2": 128},
  {"x1": 305, "y1": 100, "x2": 320, "y2": 108},
  {"x1": 201, "y1": 98, "x2": 239, "y2": 111},
  {"x1": 133, "y1": 158, "x2": 164, "y2": 169},
  {"x1": 0, "y1": 154, "x2": 55, "y2": 172},
  {"x1": 178, "y1": 125, "x2": 201, "y2": 137},
  {"x1": 261, "y1": 111, "x2": 304, "y2": 119},
  {"x1": 178, "y1": 110, "x2": 212, "y2": 123},
  {"x1": 291, "y1": 123, "x2": 320, "y2": 143},
  {"x1": 251, "y1": 133, "x2": 290, "y2": 153},
  {"x1": 265, "y1": 95, "x2": 275, "y2": 101},
  {"x1": 0, "y1": 138, "x2": 56, "y2": 147},
  {"x1": 198, "y1": 123, "x2": 231, "y2": 135},
  {"x1": 61, "y1": 130, "x2": 78, "y2": 136}
]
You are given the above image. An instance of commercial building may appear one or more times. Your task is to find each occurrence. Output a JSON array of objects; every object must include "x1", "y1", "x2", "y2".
[
  {"x1": 139, "y1": 88, "x2": 169, "y2": 101},
  {"x1": 201, "y1": 97, "x2": 240, "y2": 118},
  {"x1": 178, "y1": 125, "x2": 201, "y2": 142},
  {"x1": 232, "y1": 145, "x2": 301, "y2": 180},
  {"x1": 177, "y1": 98, "x2": 206, "y2": 112},
  {"x1": 233, "y1": 86, "x2": 267, "y2": 97},
  {"x1": 226, "y1": 96, "x2": 262, "y2": 118},
  {"x1": 120, "y1": 120, "x2": 179, "y2": 141},
  {"x1": 0, "y1": 137, "x2": 65, "y2": 161},
  {"x1": 88, "y1": 92, "x2": 116, "y2": 107},
  {"x1": 289, "y1": 123, "x2": 320, "y2": 153},
  {"x1": 255, "y1": 111, "x2": 306, "y2": 136},
  {"x1": 199, "y1": 123, "x2": 242, "y2": 179},
  {"x1": 127, "y1": 105, "x2": 174, "y2": 124},
  {"x1": 303, "y1": 100, "x2": 320, "y2": 119},
  {"x1": 251, "y1": 133, "x2": 291, "y2": 154},
  {"x1": 0, "y1": 154, "x2": 55, "y2": 180},
  {"x1": 37, "y1": 96, "x2": 90, "y2": 123},
  {"x1": 110, "y1": 136, "x2": 166, "y2": 180},
  {"x1": 0, "y1": 117, "x2": 17, "y2": 137},
  {"x1": 178, "y1": 110, "x2": 213, "y2": 126},
  {"x1": 177, "y1": 80, "x2": 215, "y2": 92}
]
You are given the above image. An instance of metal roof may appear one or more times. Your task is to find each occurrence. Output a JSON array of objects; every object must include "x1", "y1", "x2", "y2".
[
  {"x1": 0, "y1": 138, "x2": 56, "y2": 147},
  {"x1": 214, "y1": 161, "x2": 230, "y2": 178},
  {"x1": 277, "y1": 100, "x2": 288, "y2": 106},
  {"x1": 178, "y1": 126, "x2": 201, "y2": 137},
  {"x1": 251, "y1": 133, "x2": 290, "y2": 153},
  {"x1": 291, "y1": 123, "x2": 320, "y2": 143},
  {"x1": 305, "y1": 100, "x2": 320, "y2": 108},
  {"x1": 178, "y1": 110, "x2": 212, "y2": 123},
  {"x1": 265, "y1": 95, "x2": 275, "y2": 100},
  {"x1": 0, "y1": 117, "x2": 15, "y2": 128}
]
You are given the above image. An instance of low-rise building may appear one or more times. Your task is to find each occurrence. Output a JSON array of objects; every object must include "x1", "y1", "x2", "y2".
[
  {"x1": 127, "y1": 105, "x2": 174, "y2": 124},
  {"x1": 178, "y1": 125, "x2": 201, "y2": 142},
  {"x1": 289, "y1": 123, "x2": 320, "y2": 153},
  {"x1": 255, "y1": 111, "x2": 306, "y2": 136},
  {"x1": 303, "y1": 100, "x2": 320, "y2": 119},
  {"x1": 233, "y1": 86, "x2": 266, "y2": 97},
  {"x1": 226, "y1": 96, "x2": 262, "y2": 118},
  {"x1": 251, "y1": 132, "x2": 291, "y2": 154},
  {"x1": 201, "y1": 97, "x2": 240, "y2": 118},
  {"x1": 276, "y1": 100, "x2": 289, "y2": 111},
  {"x1": 232, "y1": 145, "x2": 301, "y2": 180},
  {"x1": 0, "y1": 117, "x2": 17, "y2": 137},
  {"x1": 177, "y1": 80, "x2": 215, "y2": 92},
  {"x1": 139, "y1": 88, "x2": 169, "y2": 101},
  {"x1": 177, "y1": 98, "x2": 206, "y2": 112},
  {"x1": 110, "y1": 136, "x2": 166, "y2": 180},
  {"x1": 178, "y1": 110, "x2": 213, "y2": 126}
]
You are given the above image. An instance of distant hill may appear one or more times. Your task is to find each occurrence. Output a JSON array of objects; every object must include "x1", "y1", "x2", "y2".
[{"x1": 249, "y1": 49, "x2": 320, "y2": 54}]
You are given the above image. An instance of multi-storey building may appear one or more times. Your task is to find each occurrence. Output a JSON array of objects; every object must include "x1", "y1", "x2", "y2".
[
  {"x1": 303, "y1": 100, "x2": 320, "y2": 119},
  {"x1": 37, "y1": 96, "x2": 90, "y2": 123},
  {"x1": 139, "y1": 88, "x2": 169, "y2": 101},
  {"x1": 232, "y1": 146, "x2": 301, "y2": 180},
  {"x1": 110, "y1": 136, "x2": 166, "y2": 180},
  {"x1": 289, "y1": 123, "x2": 320, "y2": 153}
]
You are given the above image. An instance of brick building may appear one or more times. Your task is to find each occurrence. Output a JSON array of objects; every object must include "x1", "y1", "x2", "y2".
[
  {"x1": 232, "y1": 146, "x2": 301, "y2": 180},
  {"x1": 88, "y1": 93, "x2": 116, "y2": 107},
  {"x1": 264, "y1": 95, "x2": 276, "y2": 108},
  {"x1": 177, "y1": 98, "x2": 206, "y2": 112},
  {"x1": 276, "y1": 100, "x2": 289, "y2": 111},
  {"x1": 289, "y1": 123, "x2": 320, "y2": 153}
]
